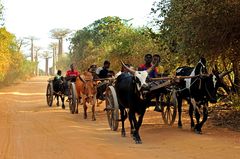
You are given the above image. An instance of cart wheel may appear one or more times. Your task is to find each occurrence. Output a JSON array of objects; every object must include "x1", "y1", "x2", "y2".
[
  {"x1": 68, "y1": 82, "x2": 77, "y2": 114},
  {"x1": 105, "y1": 86, "x2": 119, "y2": 131},
  {"x1": 161, "y1": 89, "x2": 177, "y2": 125},
  {"x1": 46, "y1": 82, "x2": 53, "y2": 107}
]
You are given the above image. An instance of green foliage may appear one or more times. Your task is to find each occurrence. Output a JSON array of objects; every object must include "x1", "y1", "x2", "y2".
[
  {"x1": 151, "y1": 0, "x2": 240, "y2": 58},
  {"x1": 231, "y1": 94, "x2": 240, "y2": 110},
  {"x1": 70, "y1": 16, "x2": 160, "y2": 72},
  {"x1": 0, "y1": 27, "x2": 14, "y2": 81},
  {"x1": 151, "y1": 0, "x2": 240, "y2": 93},
  {"x1": 0, "y1": 27, "x2": 36, "y2": 85}
]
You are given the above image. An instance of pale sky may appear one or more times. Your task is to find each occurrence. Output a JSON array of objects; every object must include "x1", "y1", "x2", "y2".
[{"x1": 2, "y1": 0, "x2": 155, "y2": 70}]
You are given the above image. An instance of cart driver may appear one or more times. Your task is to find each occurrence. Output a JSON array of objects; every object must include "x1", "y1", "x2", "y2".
[
  {"x1": 64, "y1": 64, "x2": 80, "y2": 96},
  {"x1": 66, "y1": 63, "x2": 80, "y2": 82}
]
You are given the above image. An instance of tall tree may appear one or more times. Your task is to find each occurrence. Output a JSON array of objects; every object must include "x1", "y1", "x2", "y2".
[
  {"x1": 0, "y1": 28, "x2": 12, "y2": 81},
  {"x1": 70, "y1": 16, "x2": 159, "y2": 71},
  {"x1": 49, "y1": 42, "x2": 58, "y2": 74},
  {"x1": 50, "y1": 28, "x2": 71, "y2": 58},
  {"x1": 24, "y1": 36, "x2": 38, "y2": 62},
  {"x1": 151, "y1": 0, "x2": 240, "y2": 93},
  {"x1": 41, "y1": 51, "x2": 52, "y2": 76},
  {"x1": 34, "y1": 46, "x2": 41, "y2": 76}
]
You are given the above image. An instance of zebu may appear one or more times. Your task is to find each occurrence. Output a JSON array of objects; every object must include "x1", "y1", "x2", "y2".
[
  {"x1": 52, "y1": 76, "x2": 66, "y2": 109},
  {"x1": 75, "y1": 72, "x2": 97, "y2": 120},
  {"x1": 176, "y1": 57, "x2": 230, "y2": 134},
  {"x1": 115, "y1": 62, "x2": 157, "y2": 144}
]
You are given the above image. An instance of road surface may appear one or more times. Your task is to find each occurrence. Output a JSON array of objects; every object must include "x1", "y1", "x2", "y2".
[{"x1": 0, "y1": 76, "x2": 239, "y2": 159}]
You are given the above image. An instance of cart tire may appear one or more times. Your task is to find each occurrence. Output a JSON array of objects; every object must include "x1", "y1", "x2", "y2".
[
  {"x1": 69, "y1": 82, "x2": 77, "y2": 114},
  {"x1": 46, "y1": 82, "x2": 53, "y2": 107},
  {"x1": 161, "y1": 89, "x2": 177, "y2": 126},
  {"x1": 105, "y1": 86, "x2": 119, "y2": 131}
]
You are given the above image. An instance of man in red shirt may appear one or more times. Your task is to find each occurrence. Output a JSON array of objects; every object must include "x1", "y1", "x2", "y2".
[
  {"x1": 64, "y1": 64, "x2": 79, "y2": 97},
  {"x1": 138, "y1": 54, "x2": 158, "y2": 78},
  {"x1": 65, "y1": 64, "x2": 80, "y2": 82}
]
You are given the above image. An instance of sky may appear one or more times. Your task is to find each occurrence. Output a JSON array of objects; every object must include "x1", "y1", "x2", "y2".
[{"x1": 2, "y1": 0, "x2": 156, "y2": 70}]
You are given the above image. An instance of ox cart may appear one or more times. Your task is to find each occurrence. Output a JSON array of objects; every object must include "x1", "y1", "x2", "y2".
[
  {"x1": 46, "y1": 78, "x2": 77, "y2": 113},
  {"x1": 105, "y1": 76, "x2": 180, "y2": 131}
]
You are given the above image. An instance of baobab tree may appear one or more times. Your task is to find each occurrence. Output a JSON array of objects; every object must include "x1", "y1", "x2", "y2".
[
  {"x1": 49, "y1": 42, "x2": 58, "y2": 74},
  {"x1": 50, "y1": 28, "x2": 71, "y2": 58},
  {"x1": 24, "y1": 36, "x2": 38, "y2": 62},
  {"x1": 41, "y1": 51, "x2": 52, "y2": 76},
  {"x1": 34, "y1": 46, "x2": 42, "y2": 76}
]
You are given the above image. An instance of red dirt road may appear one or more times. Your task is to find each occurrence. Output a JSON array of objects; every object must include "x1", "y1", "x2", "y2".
[{"x1": 0, "y1": 76, "x2": 239, "y2": 159}]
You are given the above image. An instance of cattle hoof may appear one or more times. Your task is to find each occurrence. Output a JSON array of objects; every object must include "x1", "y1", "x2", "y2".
[
  {"x1": 178, "y1": 122, "x2": 182, "y2": 128},
  {"x1": 194, "y1": 129, "x2": 202, "y2": 134},
  {"x1": 121, "y1": 131, "x2": 126, "y2": 137},
  {"x1": 84, "y1": 115, "x2": 87, "y2": 119},
  {"x1": 132, "y1": 135, "x2": 136, "y2": 140},
  {"x1": 62, "y1": 105, "x2": 65, "y2": 109},
  {"x1": 92, "y1": 118, "x2": 96, "y2": 121},
  {"x1": 135, "y1": 140, "x2": 142, "y2": 144},
  {"x1": 56, "y1": 102, "x2": 59, "y2": 106}
]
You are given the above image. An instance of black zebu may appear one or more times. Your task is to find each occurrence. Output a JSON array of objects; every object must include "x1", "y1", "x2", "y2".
[
  {"x1": 115, "y1": 62, "x2": 157, "y2": 144},
  {"x1": 52, "y1": 76, "x2": 66, "y2": 109},
  {"x1": 176, "y1": 57, "x2": 229, "y2": 134}
]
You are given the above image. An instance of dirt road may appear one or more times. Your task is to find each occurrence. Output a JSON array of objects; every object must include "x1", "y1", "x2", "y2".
[{"x1": 0, "y1": 76, "x2": 239, "y2": 159}]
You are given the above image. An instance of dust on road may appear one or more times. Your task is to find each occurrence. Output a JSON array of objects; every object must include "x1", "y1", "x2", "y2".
[{"x1": 0, "y1": 76, "x2": 239, "y2": 159}]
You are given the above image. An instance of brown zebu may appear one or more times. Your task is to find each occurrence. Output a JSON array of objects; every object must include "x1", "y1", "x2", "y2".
[{"x1": 75, "y1": 71, "x2": 98, "y2": 120}]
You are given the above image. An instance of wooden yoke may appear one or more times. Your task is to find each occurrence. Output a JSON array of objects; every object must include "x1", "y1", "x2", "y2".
[{"x1": 149, "y1": 74, "x2": 209, "y2": 92}]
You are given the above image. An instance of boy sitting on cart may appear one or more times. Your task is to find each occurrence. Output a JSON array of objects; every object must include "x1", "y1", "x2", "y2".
[{"x1": 65, "y1": 64, "x2": 80, "y2": 96}]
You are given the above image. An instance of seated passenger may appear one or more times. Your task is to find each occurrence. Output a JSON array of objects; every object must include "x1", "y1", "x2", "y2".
[
  {"x1": 96, "y1": 60, "x2": 113, "y2": 100},
  {"x1": 88, "y1": 64, "x2": 99, "y2": 79},
  {"x1": 53, "y1": 70, "x2": 64, "y2": 93},
  {"x1": 138, "y1": 53, "x2": 158, "y2": 78},
  {"x1": 96, "y1": 60, "x2": 112, "y2": 78},
  {"x1": 65, "y1": 64, "x2": 80, "y2": 96},
  {"x1": 153, "y1": 54, "x2": 164, "y2": 77},
  {"x1": 66, "y1": 63, "x2": 80, "y2": 82}
]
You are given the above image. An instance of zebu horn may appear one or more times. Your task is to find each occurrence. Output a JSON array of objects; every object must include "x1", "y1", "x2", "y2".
[
  {"x1": 120, "y1": 60, "x2": 136, "y2": 74},
  {"x1": 146, "y1": 62, "x2": 157, "y2": 74},
  {"x1": 219, "y1": 70, "x2": 232, "y2": 79}
]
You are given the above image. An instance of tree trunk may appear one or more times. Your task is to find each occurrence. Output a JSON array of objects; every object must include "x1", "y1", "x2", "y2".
[
  {"x1": 232, "y1": 58, "x2": 240, "y2": 94},
  {"x1": 58, "y1": 38, "x2": 63, "y2": 58},
  {"x1": 222, "y1": 56, "x2": 235, "y2": 93},
  {"x1": 52, "y1": 47, "x2": 56, "y2": 75},
  {"x1": 45, "y1": 58, "x2": 49, "y2": 76},
  {"x1": 35, "y1": 52, "x2": 38, "y2": 76},
  {"x1": 31, "y1": 39, "x2": 34, "y2": 62}
]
